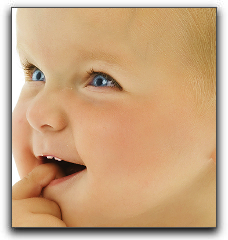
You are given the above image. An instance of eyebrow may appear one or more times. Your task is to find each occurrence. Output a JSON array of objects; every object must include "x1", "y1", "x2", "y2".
[
  {"x1": 16, "y1": 43, "x2": 48, "y2": 76},
  {"x1": 83, "y1": 50, "x2": 123, "y2": 67},
  {"x1": 16, "y1": 38, "x2": 137, "y2": 77}
]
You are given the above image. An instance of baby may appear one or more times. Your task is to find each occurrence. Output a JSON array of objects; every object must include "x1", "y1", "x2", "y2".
[{"x1": 12, "y1": 8, "x2": 216, "y2": 227}]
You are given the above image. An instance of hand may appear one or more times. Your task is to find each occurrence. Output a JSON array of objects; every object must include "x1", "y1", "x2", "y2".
[{"x1": 12, "y1": 163, "x2": 67, "y2": 227}]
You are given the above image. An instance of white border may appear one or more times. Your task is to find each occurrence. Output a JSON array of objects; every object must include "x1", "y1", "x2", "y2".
[{"x1": 3, "y1": 0, "x2": 227, "y2": 238}]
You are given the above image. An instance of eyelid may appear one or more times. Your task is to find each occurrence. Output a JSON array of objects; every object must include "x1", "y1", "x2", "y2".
[
  {"x1": 86, "y1": 69, "x2": 122, "y2": 90},
  {"x1": 21, "y1": 61, "x2": 46, "y2": 83},
  {"x1": 22, "y1": 61, "x2": 38, "y2": 78},
  {"x1": 21, "y1": 62, "x2": 122, "y2": 90}
]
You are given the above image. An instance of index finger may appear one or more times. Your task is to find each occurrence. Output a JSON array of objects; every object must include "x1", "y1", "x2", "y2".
[{"x1": 12, "y1": 163, "x2": 63, "y2": 200}]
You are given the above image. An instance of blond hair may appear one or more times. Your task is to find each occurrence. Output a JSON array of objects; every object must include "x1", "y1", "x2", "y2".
[{"x1": 175, "y1": 8, "x2": 216, "y2": 110}]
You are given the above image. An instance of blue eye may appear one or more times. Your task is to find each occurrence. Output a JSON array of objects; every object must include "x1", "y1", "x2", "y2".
[
  {"x1": 32, "y1": 69, "x2": 45, "y2": 81},
  {"x1": 88, "y1": 72, "x2": 122, "y2": 90},
  {"x1": 91, "y1": 74, "x2": 116, "y2": 87}
]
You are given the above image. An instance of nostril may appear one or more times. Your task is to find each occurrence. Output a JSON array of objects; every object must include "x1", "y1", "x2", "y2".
[
  {"x1": 25, "y1": 89, "x2": 67, "y2": 133},
  {"x1": 40, "y1": 123, "x2": 55, "y2": 131},
  {"x1": 26, "y1": 104, "x2": 67, "y2": 133}
]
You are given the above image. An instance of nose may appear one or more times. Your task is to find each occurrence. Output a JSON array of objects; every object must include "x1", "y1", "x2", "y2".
[{"x1": 26, "y1": 87, "x2": 67, "y2": 133}]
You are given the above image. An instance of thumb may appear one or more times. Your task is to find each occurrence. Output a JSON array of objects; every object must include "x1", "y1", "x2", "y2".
[{"x1": 12, "y1": 163, "x2": 63, "y2": 200}]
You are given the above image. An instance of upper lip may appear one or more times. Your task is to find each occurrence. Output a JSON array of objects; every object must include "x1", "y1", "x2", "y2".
[
  {"x1": 36, "y1": 153, "x2": 85, "y2": 166},
  {"x1": 42, "y1": 155, "x2": 63, "y2": 161},
  {"x1": 33, "y1": 139, "x2": 85, "y2": 166}
]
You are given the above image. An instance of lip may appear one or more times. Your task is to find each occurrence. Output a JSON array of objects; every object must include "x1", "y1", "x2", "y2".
[
  {"x1": 48, "y1": 167, "x2": 86, "y2": 187},
  {"x1": 37, "y1": 153, "x2": 85, "y2": 166}
]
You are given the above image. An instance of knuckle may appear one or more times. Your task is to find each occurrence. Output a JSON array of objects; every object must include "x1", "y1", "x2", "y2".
[{"x1": 24, "y1": 172, "x2": 35, "y2": 184}]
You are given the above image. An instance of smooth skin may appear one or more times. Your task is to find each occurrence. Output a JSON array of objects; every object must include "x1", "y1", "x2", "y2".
[
  {"x1": 13, "y1": 8, "x2": 216, "y2": 227},
  {"x1": 12, "y1": 164, "x2": 66, "y2": 227}
]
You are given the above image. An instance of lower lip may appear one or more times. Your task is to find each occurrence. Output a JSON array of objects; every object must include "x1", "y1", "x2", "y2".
[{"x1": 48, "y1": 169, "x2": 85, "y2": 186}]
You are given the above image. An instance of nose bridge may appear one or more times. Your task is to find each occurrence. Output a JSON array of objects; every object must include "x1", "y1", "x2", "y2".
[{"x1": 26, "y1": 86, "x2": 67, "y2": 132}]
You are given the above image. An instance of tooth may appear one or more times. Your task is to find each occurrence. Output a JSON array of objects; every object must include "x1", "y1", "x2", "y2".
[
  {"x1": 46, "y1": 156, "x2": 53, "y2": 159},
  {"x1": 54, "y1": 157, "x2": 62, "y2": 161}
]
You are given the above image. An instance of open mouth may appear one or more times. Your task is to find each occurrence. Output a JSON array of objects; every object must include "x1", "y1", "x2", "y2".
[{"x1": 41, "y1": 156, "x2": 86, "y2": 177}]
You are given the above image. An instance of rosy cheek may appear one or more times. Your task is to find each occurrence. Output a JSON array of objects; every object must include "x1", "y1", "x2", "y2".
[
  {"x1": 75, "y1": 99, "x2": 157, "y2": 178},
  {"x1": 76, "y1": 87, "x2": 195, "y2": 185}
]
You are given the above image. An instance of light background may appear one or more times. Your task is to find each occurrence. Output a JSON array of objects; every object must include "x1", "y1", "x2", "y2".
[
  {"x1": 12, "y1": 8, "x2": 22, "y2": 186},
  {"x1": 2, "y1": 0, "x2": 228, "y2": 239}
]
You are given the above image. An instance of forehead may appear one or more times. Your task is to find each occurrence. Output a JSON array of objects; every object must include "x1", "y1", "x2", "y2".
[
  {"x1": 16, "y1": 9, "x2": 135, "y2": 69},
  {"x1": 16, "y1": 8, "x2": 188, "y2": 73},
  {"x1": 17, "y1": 8, "x2": 136, "y2": 41}
]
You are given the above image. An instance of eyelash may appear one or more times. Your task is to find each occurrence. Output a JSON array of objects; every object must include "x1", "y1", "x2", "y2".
[
  {"x1": 22, "y1": 62, "x2": 122, "y2": 90},
  {"x1": 22, "y1": 62, "x2": 37, "y2": 78},
  {"x1": 86, "y1": 68, "x2": 122, "y2": 90}
]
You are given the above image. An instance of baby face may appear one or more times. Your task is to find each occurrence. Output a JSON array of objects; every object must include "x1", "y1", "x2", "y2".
[{"x1": 13, "y1": 8, "x2": 215, "y2": 226}]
